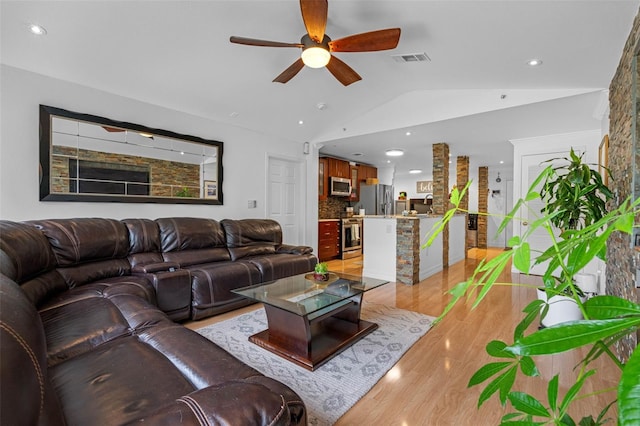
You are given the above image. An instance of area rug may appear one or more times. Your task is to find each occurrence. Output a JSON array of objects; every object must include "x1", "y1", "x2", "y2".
[{"x1": 196, "y1": 303, "x2": 434, "y2": 425}]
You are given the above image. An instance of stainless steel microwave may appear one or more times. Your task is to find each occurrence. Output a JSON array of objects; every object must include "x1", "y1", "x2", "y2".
[{"x1": 330, "y1": 176, "x2": 352, "y2": 196}]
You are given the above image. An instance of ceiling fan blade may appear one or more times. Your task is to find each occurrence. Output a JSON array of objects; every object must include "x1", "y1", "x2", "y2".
[
  {"x1": 300, "y1": 0, "x2": 328, "y2": 43},
  {"x1": 230, "y1": 36, "x2": 303, "y2": 48},
  {"x1": 326, "y1": 55, "x2": 361, "y2": 86},
  {"x1": 329, "y1": 28, "x2": 401, "y2": 52},
  {"x1": 273, "y1": 58, "x2": 305, "y2": 84}
]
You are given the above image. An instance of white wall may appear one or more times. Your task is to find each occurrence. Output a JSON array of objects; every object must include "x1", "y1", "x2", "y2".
[{"x1": 0, "y1": 66, "x2": 314, "y2": 240}]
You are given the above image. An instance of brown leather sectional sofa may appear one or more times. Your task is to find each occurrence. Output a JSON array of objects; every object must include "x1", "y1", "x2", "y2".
[{"x1": 0, "y1": 217, "x2": 315, "y2": 425}]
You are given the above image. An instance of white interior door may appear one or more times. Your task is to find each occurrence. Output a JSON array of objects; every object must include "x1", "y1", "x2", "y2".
[
  {"x1": 267, "y1": 156, "x2": 304, "y2": 245},
  {"x1": 520, "y1": 151, "x2": 571, "y2": 275}
]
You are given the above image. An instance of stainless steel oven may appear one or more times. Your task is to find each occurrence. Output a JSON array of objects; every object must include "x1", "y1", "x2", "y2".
[{"x1": 341, "y1": 217, "x2": 362, "y2": 259}]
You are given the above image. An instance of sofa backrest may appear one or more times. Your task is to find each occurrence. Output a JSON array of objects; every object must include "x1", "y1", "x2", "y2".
[
  {"x1": 0, "y1": 220, "x2": 68, "y2": 306},
  {"x1": 122, "y1": 218, "x2": 164, "y2": 267},
  {"x1": 28, "y1": 218, "x2": 131, "y2": 288},
  {"x1": 221, "y1": 219, "x2": 281, "y2": 261},
  {"x1": 156, "y1": 218, "x2": 231, "y2": 266},
  {"x1": 0, "y1": 274, "x2": 66, "y2": 425},
  {"x1": 0, "y1": 220, "x2": 56, "y2": 283}
]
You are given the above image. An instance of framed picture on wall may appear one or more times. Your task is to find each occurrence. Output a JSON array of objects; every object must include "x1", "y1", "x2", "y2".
[
  {"x1": 416, "y1": 180, "x2": 433, "y2": 193},
  {"x1": 204, "y1": 181, "x2": 218, "y2": 200},
  {"x1": 599, "y1": 134, "x2": 609, "y2": 186}
]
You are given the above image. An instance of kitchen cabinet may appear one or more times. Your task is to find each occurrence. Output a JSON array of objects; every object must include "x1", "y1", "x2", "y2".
[
  {"x1": 358, "y1": 164, "x2": 377, "y2": 181},
  {"x1": 318, "y1": 220, "x2": 340, "y2": 261},
  {"x1": 350, "y1": 166, "x2": 359, "y2": 201},
  {"x1": 353, "y1": 164, "x2": 377, "y2": 201},
  {"x1": 318, "y1": 157, "x2": 328, "y2": 201},
  {"x1": 327, "y1": 157, "x2": 350, "y2": 179}
]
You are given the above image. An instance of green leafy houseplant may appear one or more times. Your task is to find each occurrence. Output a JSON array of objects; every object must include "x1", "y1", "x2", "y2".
[
  {"x1": 537, "y1": 149, "x2": 612, "y2": 303},
  {"x1": 424, "y1": 164, "x2": 640, "y2": 425},
  {"x1": 540, "y1": 148, "x2": 613, "y2": 232},
  {"x1": 314, "y1": 262, "x2": 329, "y2": 281}
]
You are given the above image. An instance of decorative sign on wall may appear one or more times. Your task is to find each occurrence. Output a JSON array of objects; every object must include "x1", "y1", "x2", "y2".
[{"x1": 416, "y1": 180, "x2": 433, "y2": 193}]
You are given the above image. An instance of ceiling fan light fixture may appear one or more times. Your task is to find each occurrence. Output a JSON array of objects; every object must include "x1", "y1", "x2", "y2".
[{"x1": 301, "y1": 47, "x2": 330, "y2": 68}]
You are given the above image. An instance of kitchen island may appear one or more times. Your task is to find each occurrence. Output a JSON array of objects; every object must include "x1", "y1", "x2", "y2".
[{"x1": 362, "y1": 214, "x2": 466, "y2": 284}]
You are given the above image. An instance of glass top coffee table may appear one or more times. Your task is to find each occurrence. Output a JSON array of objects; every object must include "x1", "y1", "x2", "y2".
[{"x1": 232, "y1": 272, "x2": 389, "y2": 371}]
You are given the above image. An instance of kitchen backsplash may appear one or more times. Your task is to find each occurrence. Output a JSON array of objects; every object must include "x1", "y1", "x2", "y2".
[{"x1": 319, "y1": 197, "x2": 351, "y2": 219}]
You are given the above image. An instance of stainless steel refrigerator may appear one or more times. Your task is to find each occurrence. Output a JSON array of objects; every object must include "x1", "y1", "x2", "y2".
[{"x1": 360, "y1": 184, "x2": 394, "y2": 216}]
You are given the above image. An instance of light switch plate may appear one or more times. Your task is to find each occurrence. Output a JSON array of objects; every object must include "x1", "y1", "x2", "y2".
[{"x1": 248, "y1": 200, "x2": 257, "y2": 208}]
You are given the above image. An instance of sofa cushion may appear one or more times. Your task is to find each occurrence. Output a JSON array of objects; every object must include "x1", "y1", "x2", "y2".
[
  {"x1": 123, "y1": 218, "x2": 164, "y2": 266},
  {"x1": 29, "y1": 218, "x2": 130, "y2": 266},
  {"x1": 187, "y1": 261, "x2": 261, "y2": 319},
  {"x1": 221, "y1": 219, "x2": 281, "y2": 261},
  {"x1": 157, "y1": 217, "x2": 227, "y2": 251},
  {"x1": 247, "y1": 253, "x2": 318, "y2": 283},
  {"x1": 0, "y1": 220, "x2": 56, "y2": 283},
  {"x1": 0, "y1": 275, "x2": 65, "y2": 425}
]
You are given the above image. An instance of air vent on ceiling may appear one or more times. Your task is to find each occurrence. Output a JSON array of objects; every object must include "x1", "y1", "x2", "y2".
[{"x1": 392, "y1": 52, "x2": 431, "y2": 63}]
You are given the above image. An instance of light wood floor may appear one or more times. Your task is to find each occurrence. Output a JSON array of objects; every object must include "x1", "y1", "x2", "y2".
[{"x1": 186, "y1": 249, "x2": 620, "y2": 425}]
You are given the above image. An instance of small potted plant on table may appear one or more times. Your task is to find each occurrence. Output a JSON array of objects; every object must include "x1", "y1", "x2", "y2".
[{"x1": 313, "y1": 262, "x2": 330, "y2": 281}]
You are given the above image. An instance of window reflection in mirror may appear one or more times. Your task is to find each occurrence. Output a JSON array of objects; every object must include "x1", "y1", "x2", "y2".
[{"x1": 40, "y1": 105, "x2": 223, "y2": 204}]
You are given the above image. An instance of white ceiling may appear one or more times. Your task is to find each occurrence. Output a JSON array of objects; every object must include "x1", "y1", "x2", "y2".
[{"x1": 2, "y1": 0, "x2": 638, "y2": 177}]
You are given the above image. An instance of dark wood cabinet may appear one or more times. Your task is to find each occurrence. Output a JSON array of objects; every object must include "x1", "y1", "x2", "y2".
[
  {"x1": 318, "y1": 221, "x2": 340, "y2": 261},
  {"x1": 358, "y1": 164, "x2": 378, "y2": 181},
  {"x1": 350, "y1": 166, "x2": 359, "y2": 201},
  {"x1": 318, "y1": 157, "x2": 328, "y2": 201},
  {"x1": 327, "y1": 157, "x2": 350, "y2": 179}
]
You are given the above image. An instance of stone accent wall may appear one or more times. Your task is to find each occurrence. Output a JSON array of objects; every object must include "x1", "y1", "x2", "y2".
[
  {"x1": 52, "y1": 146, "x2": 200, "y2": 197},
  {"x1": 607, "y1": 8, "x2": 640, "y2": 360},
  {"x1": 396, "y1": 218, "x2": 420, "y2": 285},
  {"x1": 319, "y1": 197, "x2": 349, "y2": 219},
  {"x1": 478, "y1": 166, "x2": 489, "y2": 248},
  {"x1": 433, "y1": 143, "x2": 450, "y2": 267}
]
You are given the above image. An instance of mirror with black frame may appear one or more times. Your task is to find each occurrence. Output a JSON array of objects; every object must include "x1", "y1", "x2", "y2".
[{"x1": 39, "y1": 105, "x2": 223, "y2": 204}]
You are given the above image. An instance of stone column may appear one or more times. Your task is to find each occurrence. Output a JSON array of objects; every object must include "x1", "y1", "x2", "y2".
[
  {"x1": 433, "y1": 143, "x2": 450, "y2": 267},
  {"x1": 457, "y1": 156, "x2": 470, "y2": 254},
  {"x1": 396, "y1": 218, "x2": 420, "y2": 285},
  {"x1": 478, "y1": 166, "x2": 489, "y2": 249},
  {"x1": 456, "y1": 156, "x2": 470, "y2": 211}
]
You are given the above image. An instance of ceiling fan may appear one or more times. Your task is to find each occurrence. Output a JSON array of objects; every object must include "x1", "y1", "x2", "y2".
[{"x1": 229, "y1": 0, "x2": 401, "y2": 86}]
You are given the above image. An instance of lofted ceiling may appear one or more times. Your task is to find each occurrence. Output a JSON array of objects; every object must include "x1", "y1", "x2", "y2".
[{"x1": 2, "y1": 0, "x2": 638, "y2": 178}]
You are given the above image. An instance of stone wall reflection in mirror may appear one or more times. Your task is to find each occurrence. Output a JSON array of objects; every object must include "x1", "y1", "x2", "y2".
[{"x1": 40, "y1": 105, "x2": 223, "y2": 204}]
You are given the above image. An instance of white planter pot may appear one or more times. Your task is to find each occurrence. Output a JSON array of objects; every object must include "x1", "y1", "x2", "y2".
[{"x1": 536, "y1": 289, "x2": 586, "y2": 327}]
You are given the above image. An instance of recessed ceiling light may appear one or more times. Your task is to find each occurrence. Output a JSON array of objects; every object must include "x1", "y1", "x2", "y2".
[
  {"x1": 387, "y1": 160, "x2": 391, "y2": 164},
  {"x1": 449, "y1": 160, "x2": 452, "y2": 164},
  {"x1": 409, "y1": 169, "x2": 422, "y2": 174},
  {"x1": 499, "y1": 160, "x2": 504, "y2": 164},
  {"x1": 405, "y1": 131, "x2": 411, "y2": 136},
  {"x1": 385, "y1": 149, "x2": 404, "y2": 157},
  {"x1": 298, "y1": 120, "x2": 304, "y2": 125},
  {"x1": 352, "y1": 153, "x2": 363, "y2": 157},
  {"x1": 526, "y1": 58, "x2": 543, "y2": 67},
  {"x1": 29, "y1": 24, "x2": 47, "y2": 36}
]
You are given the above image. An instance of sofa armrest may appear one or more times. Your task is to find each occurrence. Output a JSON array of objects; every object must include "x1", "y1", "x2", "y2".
[
  {"x1": 131, "y1": 265, "x2": 191, "y2": 321},
  {"x1": 277, "y1": 244, "x2": 313, "y2": 255},
  {"x1": 132, "y1": 262, "x2": 180, "y2": 274},
  {"x1": 133, "y1": 381, "x2": 306, "y2": 426}
]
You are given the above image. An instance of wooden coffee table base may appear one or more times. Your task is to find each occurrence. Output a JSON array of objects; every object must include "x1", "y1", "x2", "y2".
[{"x1": 248, "y1": 298, "x2": 378, "y2": 371}]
